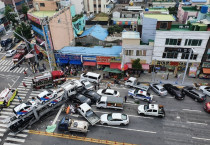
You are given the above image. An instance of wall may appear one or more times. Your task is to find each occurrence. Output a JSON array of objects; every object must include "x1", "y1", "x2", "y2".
[
  {"x1": 83, "y1": 0, "x2": 110, "y2": 14},
  {"x1": 33, "y1": 0, "x2": 58, "y2": 11},
  {"x1": 70, "y1": 0, "x2": 84, "y2": 14},
  {"x1": 2, "y1": 0, "x2": 33, "y2": 11},
  {"x1": 153, "y1": 31, "x2": 210, "y2": 64},
  {"x1": 142, "y1": 17, "x2": 157, "y2": 43},
  {"x1": 122, "y1": 39, "x2": 140, "y2": 45},
  {"x1": 49, "y1": 7, "x2": 74, "y2": 50},
  {"x1": 75, "y1": 36, "x2": 101, "y2": 46}
]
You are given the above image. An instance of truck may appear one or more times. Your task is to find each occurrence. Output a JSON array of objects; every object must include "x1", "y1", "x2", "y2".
[
  {"x1": 77, "y1": 103, "x2": 100, "y2": 126},
  {"x1": 12, "y1": 43, "x2": 27, "y2": 63},
  {"x1": 60, "y1": 80, "x2": 77, "y2": 97},
  {"x1": 32, "y1": 70, "x2": 66, "y2": 90},
  {"x1": 125, "y1": 77, "x2": 149, "y2": 91},
  {"x1": 0, "y1": 88, "x2": 18, "y2": 108},
  {"x1": 137, "y1": 104, "x2": 165, "y2": 117},
  {"x1": 96, "y1": 96, "x2": 123, "y2": 110},
  {"x1": 58, "y1": 116, "x2": 89, "y2": 133}
]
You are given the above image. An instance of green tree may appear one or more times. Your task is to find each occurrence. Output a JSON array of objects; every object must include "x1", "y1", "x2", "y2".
[
  {"x1": 4, "y1": 6, "x2": 18, "y2": 26},
  {"x1": 14, "y1": 22, "x2": 32, "y2": 40},
  {"x1": 168, "y1": 6, "x2": 178, "y2": 16},
  {"x1": 22, "y1": 4, "x2": 29, "y2": 19},
  {"x1": 107, "y1": 26, "x2": 114, "y2": 35},
  {"x1": 132, "y1": 59, "x2": 142, "y2": 70}
]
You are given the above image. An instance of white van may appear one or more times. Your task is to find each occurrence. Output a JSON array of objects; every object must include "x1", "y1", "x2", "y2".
[
  {"x1": 96, "y1": 96, "x2": 123, "y2": 110},
  {"x1": 60, "y1": 80, "x2": 77, "y2": 97},
  {"x1": 80, "y1": 72, "x2": 102, "y2": 84}
]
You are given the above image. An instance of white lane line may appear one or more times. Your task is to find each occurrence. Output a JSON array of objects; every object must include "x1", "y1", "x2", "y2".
[
  {"x1": 182, "y1": 109, "x2": 202, "y2": 112},
  {"x1": 96, "y1": 125, "x2": 156, "y2": 134},
  {"x1": 0, "y1": 123, "x2": 8, "y2": 127},
  {"x1": 192, "y1": 137, "x2": 210, "y2": 141},
  {"x1": 187, "y1": 121, "x2": 207, "y2": 126},
  {"x1": 5, "y1": 137, "x2": 25, "y2": 143},
  {"x1": 0, "y1": 128, "x2": 7, "y2": 132},
  {"x1": 3, "y1": 143, "x2": 21, "y2": 145},
  {"x1": 0, "y1": 133, "x2": 4, "y2": 137},
  {"x1": 52, "y1": 104, "x2": 65, "y2": 125},
  {"x1": 94, "y1": 110, "x2": 153, "y2": 119},
  {"x1": 8, "y1": 132, "x2": 28, "y2": 137},
  {"x1": 17, "y1": 93, "x2": 27, "y2": 96}
]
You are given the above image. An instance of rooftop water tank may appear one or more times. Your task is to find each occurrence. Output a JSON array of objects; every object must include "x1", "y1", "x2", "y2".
[{"x1": 201, "y1": 5, "x2": 208, "y2": 14}]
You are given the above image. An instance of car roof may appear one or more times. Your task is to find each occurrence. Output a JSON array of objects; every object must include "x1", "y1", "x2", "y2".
[
  {"x1": 0, "y1": 88, "x2": 10, "y2": 98},
  {"x1": 61, "y1": 80, "x2": 76, "y2": 90},
  {"x1": 191, "y1": 89, "x2": 205, "y2": 95},
  {"x1": 137, "y1": 90, "x2": 147, "y2": 95},
  {"x1": 86, "y1": 72, "x2": 100, "y2": 77},
  {"x1": 155, "y1": 85, "x2": 164, "y2": 89},
  {"x1": 112, "y1": 113, "x2": 122, "y2": 120},
  {"x1": 105, "y1": 89, "x2": 114, "y2": 94},
  {"x1": 128, "y1": 77, "x2": 136, "y2": 81},
  {"x1": 38, "y1": 90, "x2": 49, "y2": 97},
  {"x1": 14, "y1": 103, "x2": 27, "y2": 112},
  {"x1": 79, "y1": 103, "x2": 91, "y2": 112},
  {"x1": 149, "y1": 104, "x2": 159, "y2": 110},
  {"x1": 7, "y1": 50, "x2": 13, "y2": 52}
]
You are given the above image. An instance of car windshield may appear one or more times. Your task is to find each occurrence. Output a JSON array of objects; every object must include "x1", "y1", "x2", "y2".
[
  {"x1": 78, "y1": 95, "x2": 86, "y2": 101},
  {"x1": 26, "y1": 101, "x2": 32, "y2": 105},
  {"x1": 107, "y1": 114, "x2": 113, "y2": 121},
  {"x1": 144, "y1": 105, "x2": 149, "y2": 110},
  {"x1": 6, "y1": 52, "x2": 11, "y2": 54},
  {"x1": 114, "y1": 91, "x2": 117, "y2": 94},
  {"x1": 173, "y1": 87, "x2": 179, "y2": 91},
  {"x1": 85, "y1": 83, "x2": 92, "y2": 88},
  {"x1": 160, "y1": 88, "x2": 166, "y2": 92},
  {"x1": 47, "y1": 90, "x2": 53, "y2": 93},
  {"x1": 121, "y1": 114, "x2": 127, "y2": 120}
]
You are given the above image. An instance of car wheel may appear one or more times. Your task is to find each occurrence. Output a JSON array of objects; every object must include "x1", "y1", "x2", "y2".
[
  {"x1": 139, "y1": 113, "x2": 145, "y2": 116},
  {"x1": 194, "y1": 98, "x2": 198, "y2": 102},
  {"x1": 103, "y1": 123, "x2": 108, "y2": 125},
  {"x1": 120, "y1": 123, "x2": 126, "y2": 126}
]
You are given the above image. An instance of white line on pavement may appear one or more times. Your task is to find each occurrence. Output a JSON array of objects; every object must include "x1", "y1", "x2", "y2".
[
  {"x1": 96, "y1": 125, "x2": 156, "y2": 134},
  {"x1": 5, "y1": 137, "x2": 25, "y2": 143},
  {"x1": 3, "y1": 143, "x2": 21, "y2": 145},
  {"x1": 52, "y1": 104, "x2": 65, "y2": 125},
  {"x1": 187, "y1": 121, "x2": 207, "y2": 126},
  {"x1": 192, "y1": 137, "x2": 210, "y2": 141},
  {"x1": 0, "y1": 128, "x2": 7, "y2": 132},
  {"x1": 8, "y1": 132, "x2": 28, "y2": 137},
  {"x1": 182, "y1": 109, "x2": 202, "y2": 112}
]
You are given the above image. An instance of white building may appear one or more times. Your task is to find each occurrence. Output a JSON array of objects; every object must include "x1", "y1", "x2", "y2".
[
  {"x1": 0, "y1": 1, "x2": 6, "y2": 36},
  {"x1": 60, "y1": 0, "x2": 84, "y2": 14},
  {"x1": 83, "y1": 0, "x2": 113, "y2": 14}
]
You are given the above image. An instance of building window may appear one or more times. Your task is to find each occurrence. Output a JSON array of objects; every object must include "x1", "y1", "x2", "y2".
[
  {"x1": 136, "y1": 50, "x2": 146, "y2": 56},
  {"x1": 125, "y1": 50, "x2": 133, "y2": 56},
  {"x1": 207, "y1": 54, "x2": 210, "y2": 61},
  {"x1": 181, "y1": 53, "x2": 198, "y2": 60},
  {"x1": 159, "y1": 22, "x2": 168, "y2": 29},
  {"x1": 40, "y1": 3, "x2": 45, "y2": 7},
  {"x1": 94, "y1": 4, "x2": 97, "y2": 7},
  {"x1": 98, "y1": 5, "x2": 101, "y2": 7},
  {"x1": 165, "y1": 39, "x2": 182, "y2": 45},
  {"x1": 184, "y1": 39, "x2": 202, "y2": 46},
  {"x1": 162, "y1": 52, "x2": 178, "y2": 59}
]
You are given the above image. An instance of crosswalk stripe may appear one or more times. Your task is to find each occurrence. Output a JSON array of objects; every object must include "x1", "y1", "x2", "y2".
[
  {"x1": 0, "y1": 111, "x2": 14, "y2": 115},
  {"x1": 8, "y1": 105, "x2": 16, "y2": 108},
  {"x1": 3, "y1": 67, "x2": 10, "y2": 72},
  {"x1": 8, "y1": 61, "x2": 13, "y2": 66},
  {"x1": 3, "y1": 143, "x2": 21, "y2": 145},
  {"x1": 5, "y1": 137, "x2": 25, "y2": 143},
  {"x1": 17, "y1": 90, "x2": 28, "y2": 93},
  {"x1": 8, "y1": 133, "x2": 28, "y2": 137},
  {"x1": 11, "y1": 102, "x2": 20, "y2": 105},
  {"x1": 1, "y1": 66, "x2": 7, "y2": 71},
  {"x1": 4, "y1": 61, "x2": 10, "y2": 66},
  {"x1": 16, "y1": 68, "x2": 22, "y2": 73},
  {"x1": 0, "y1": 123, "x2": 7, "y2": 127},
  {"x1": 12, "y1": 67, "x2": 19, "y2": 73},
  {"x1": 17, "y1": 88, "x2": 29, "y2": 91},
  {"x1": 3, "y1": 108, "x2": 13, "y2": 111},
  {"x1": 17, "y1": 93, "x2": 26, "y2": 96},
  {"x1": 0, "y1": 66, "x2": 4, "y2": 70},
  {"x1": 1, "y1": 60, "x2": 7, "y2": 65},
  {"x1": 0, "y1": 133, "x2": 4, "y2": 137},
  {"x1": 0, "y1": 128, "x2": 7, "y2": 132},
  {"x1": 0, "y1": 60, "x2": 4, "y2": 65}
]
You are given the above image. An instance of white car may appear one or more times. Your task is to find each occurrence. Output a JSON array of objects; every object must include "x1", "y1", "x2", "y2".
[
  {"x1": 71, "y1": 79, "x2": 84, "y2": 91},
  {"x1": 97, "y1": 89, "x2": 120, "y2": 97},
  {"x1": 137, "y1": 104, "x2": 165, "y2": 117},
  {"x1": 199, "y1": 86, "x2": 210, "y2": 96},
  {"x1": 128, "y1": 89, "x2": 153, "y2": 102},
  {"x1": 36, "y1": 90, "x2": 57, "y2": 104},
  {"x1": 150, "y1": 83, "x2": 168, "y2": 96},
  {"x1": 5, "y1": 49, "x2": 16, "y2": 57},
  {"x1": 81, "y1": 80, "x2": 94, "y2": 90},
  {"x1": 13, "y1": 101, "x2": 38, "y2": 118},
  {"x1": 100, "y1": 113, "x2": 129, "y2": 126}
]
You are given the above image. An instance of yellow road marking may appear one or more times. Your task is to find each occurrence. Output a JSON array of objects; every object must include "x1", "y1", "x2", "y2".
[
  {"x1": 13, "y1": 41, "x2": 23, "y2": 50},
  {"x1": 1, "y1": 56, "x2": 5, "y2": 60},
  {"x1": 28, "y1": 130, "x2": 138, "y2": 145}
]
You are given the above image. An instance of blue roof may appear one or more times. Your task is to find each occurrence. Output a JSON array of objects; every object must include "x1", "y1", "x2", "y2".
[
  {"x1": 58, "y1": 46, "x2": 122, "y2": 57},
  {"x1": 191, "y1": 0, "x2": 206, "y2": 2},
  {"x1": 79, "y1": 25, "x2": 108, "y2": 41},
  {"x1": 183, "y1": 2, "x2": 192, "y2": 5}
]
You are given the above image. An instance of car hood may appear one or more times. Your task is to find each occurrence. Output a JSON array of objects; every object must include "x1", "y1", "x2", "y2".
[
  {"x1": 138, "y1": 105, "x2": 144, "y2": 111},
  {"x1": 100, "y1": 114, "x2": 108, "y2": 122},
  {"x1": 128, "y1": 89, "x2": 135, "y2": 94},
  {"x1": 199, "y1": 86, "x2": 207, "y2": 91},
  {"x1": 97, "y1": 89, "x2": 103, "y2": 95}
]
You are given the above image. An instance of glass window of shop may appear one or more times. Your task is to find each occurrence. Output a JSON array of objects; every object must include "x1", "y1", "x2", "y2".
[
  {"x1": 162, "y1": 47, "x2": 178, "y2": 59},
  {"x1": 184, "y1": 39, "x2": 202, "y2": 46}
]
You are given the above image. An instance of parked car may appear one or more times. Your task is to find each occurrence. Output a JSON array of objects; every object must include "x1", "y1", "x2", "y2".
[
  {"x1": 128, "y1": 89, "x2": 153, "y2": 102},
  {"x1": 150, "y1": 83, "x2": 167, "y2": 96},
  {"x1": 71, "y1": 79, "x2": 84, "y2": 92},
  {"x1": 71, "y1": 94, "x2": 91, "y2": 105},
  {"x1": 5, "y1": 49, "x2": 16, "y2": 57},
  {"x1": 100, "y1": 113, "x2": 129, "y2": 126},
  {"x1": 138, "y1": 104, "x2": 165, "y2": 117},
  {"x1": 163, "y1": 84, "x2": 184, "y2": 100},
  {"x1": 80, "y1": 89, "x2": 101, "y2": 103},
  {"x1": 97, "y1": 89, "x2": 120, "y2": 97},
  {"x1": 81, "y1": 80, "x2": 94, "y2": 90},
  {"x1": 1, "y1": 38, "x2": 12, "y2": 47},
  {"x1": 5, "y1": 42, "x2": 15, "y2": 51},
  {"x1": 182, "y1": 86, "x2": 206, "y2": 102},
  {"x1": 199, "y1": 86, "x2": 210, "y2": 97},
  {"x1": 204, "y1": 102, "x2": 210, "y2": 113}
]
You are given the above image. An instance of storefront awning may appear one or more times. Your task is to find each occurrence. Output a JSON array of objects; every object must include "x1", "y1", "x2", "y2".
[
  {"x1": 97, "y1": 62, "x2": 110, "y2": 65},
  {"x1": 110, "y1": 63, "x2": 121, "y2": 69},
  {"x1": 83, "y1": 61, "x2": 96, "y2": 66},
  {"x1": 69, "y1": 60, "x2": 82, "y2": 65},
  {"x1": 58, "y1": 59, "x2": 69, "y2": 64},
  {"x1": 103, "y1": 67, "x2": 121, "y2": 74},
  {"x1": 142, "y1": 64, "x2": 150, "y2": 70},
  {"x1": 203, "y1": 68, "x2": 210, "y2": 74}
]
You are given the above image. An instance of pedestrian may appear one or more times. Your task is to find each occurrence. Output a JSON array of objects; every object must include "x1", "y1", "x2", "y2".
[
  {"x1": 98, "y1": 83, "x2": 100, "y2": 89},
  {"x1": 162, "y1": 74, "x2": 165, "y2": 79},
  {"x1": 107, "y1": 82, "x2": 111, "y2": 89},
  {"x1": 24, "y1": 69, "x2": 27, "y2": 76},
  {"x1": 17, "y1": 95, "x2": 22, "y2": 103},
  {"x1": 94, "y1": 84, "x2": 97, "y2": 90},
  {"x1": 28, "y1": 61, "x2": 31, "y2": 66},
  {"x1": 23, "y1": 82, "x2": 27, "y2": 90},
  {"x1": 124, "y1": 95, "x2": 127, "y2": 103},
  {"x1": 166, "y1": 73, "x2": 169, "y2": 80},
  {"x1": 3, "y1": 100, "x2": 7, "y2": 107},
  {"x1": 32, "y1": 97, "x2": 35, "y2": 101}
]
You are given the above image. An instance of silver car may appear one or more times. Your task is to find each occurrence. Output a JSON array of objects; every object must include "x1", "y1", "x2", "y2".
[{"x1": 150, "y1": 83, "x2": 168, "y2": 96}]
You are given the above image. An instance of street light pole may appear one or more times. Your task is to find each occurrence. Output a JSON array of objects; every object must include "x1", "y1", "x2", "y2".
[{"x1": 182, "y1": 48, "x2": 193, "y2": 85}]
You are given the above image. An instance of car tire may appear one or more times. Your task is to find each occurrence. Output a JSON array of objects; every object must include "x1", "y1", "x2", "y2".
[
  {"x1": 103, "y1": 123, "x2": 108, "y2": 125},
  {"x1": 120, "y1": 123, "x2": 126, "y2": 126},
  {"x1": 194, "y1": 98, "x2": 198, "y2": 102},
  {"x1": 139, "y1": 113, "x2": 144, "y2": 116}
]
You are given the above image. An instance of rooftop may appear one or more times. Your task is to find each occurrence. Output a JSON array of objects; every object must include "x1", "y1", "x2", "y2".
[
  {"x1": 144, "y1": 14, "x2": 175, "y2": 21},
  {"x1": 31, "y1": 11, "x2": 56, "y2": 18},
  {"x1": 191, "y1": 0, "x2": 207, "y2": 2},
  {"x1": 148, "y1": 8, "x2": 169, "y2": 12},
  {"x1": 182, "y1": 6, "x2": 198, "y2": 12},
  {"x1": 92, "y1": 13, "x2": 109, "y2": 21},
  {"x1": 59, "y1": 46, "x2": 122, "y2": 57},
  {"x1": 79, "y1": 25, "x2": 108, "y2": 41},
  {"x1": 122, "y1": 31, "x2": 140, "y2": 39}
]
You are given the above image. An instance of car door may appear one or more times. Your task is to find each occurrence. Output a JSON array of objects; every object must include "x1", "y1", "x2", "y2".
[
  {"x1": 146, "y1": 109, "x2": 153, "y2": 116},
  {"x1": 189, "y1": 91, "x2": 195, "y2": 99},
  {"x1": 152, "y1": 109, "x2": 158, "y2": 116}
]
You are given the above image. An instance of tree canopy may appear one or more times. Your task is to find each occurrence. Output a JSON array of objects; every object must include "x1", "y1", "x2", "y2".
[
  {"x1": 132, "y1": 59, "x2": 142, "y2": 70},
  {"x1": 4, "y1": 6, "x2": 18, "y2": 25},
  {"x1": 107, "y1": 25, "x2": 123, "y2": 35},
  {"x1": 14, "y1": 22, "x2": 32, "y2": 40},
  {"x1": 22, "y1": 4, "x2": 29, "y2": 16}
]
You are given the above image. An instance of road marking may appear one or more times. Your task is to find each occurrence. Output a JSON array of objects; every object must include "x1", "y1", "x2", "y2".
[
  {"x1": 8, "y1": 83, "x2": 11, "y2": 88},
  {"x1": 3, "y1": 143, "x2": 21, "y2": 145},
  {"x1": 182, "y1": 109, "x2": 202, "y2": 112},
  {"x1": 8, "y1": 132, "x2": 28, "y2": 137},
  {"x1": 5, "y1": 137, "x2": 25, "y2": 143},
  {"x1": 0, "y1": 128, "x2": 7, "y2": 132},
  {"x1": 0, "y1": 123, "x2": 8, "y2": 127},
  {"x1": 52, "y1": 104, "x2": 65, "y2": 125},
  {"x1": 96, "y1": 125, "x2": 156, "y2": 134},
  {"x1": 187, "y1": 121, "x2": 207, "y2": 126},
  {"x1": 29, "y1": 130, "x2": 137, "y2": 145},
  {"x1": 17, "y1": 93, "x2": 27, "y2": 96},
  {"x1": 0, "y1": 133, "x2": 4, "y2": 137},
  {"x1": 192, "y1": 137, "x2": 210, "y2": 141}
]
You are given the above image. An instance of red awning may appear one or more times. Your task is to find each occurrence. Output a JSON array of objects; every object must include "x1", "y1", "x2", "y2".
[
  {"x1": 142, "y1": 64, "x2": 150, "y2": 70},
  {"x1": 203, "y1": 68, "x2": 210, "y2": 74},
  {"x1": 83, "y1": 61, "x2": 96, "y2": 66},
  {"x1": 97, "y1": 62, "x2": 110, "y2": 65},
  {"x1": 110, "y1": 63, "x2": 121, "y2": 69}
]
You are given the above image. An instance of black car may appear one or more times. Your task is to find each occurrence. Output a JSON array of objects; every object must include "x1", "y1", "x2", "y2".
[
  {"x1": 80, "y1": 89, "x2": 101, "y2": 103},
  {"x1": 5, "y1": 43, "x2": 15, "y2": 51},
  {"x1": 163, "y1": 84, "x2": 184, "y2": 100},
  {"x1": 71, "y1": 94, "x2": 91, "y2": 105},
  {"x1": 182, "y1": 87, "x2": 206, "y2": 102}
]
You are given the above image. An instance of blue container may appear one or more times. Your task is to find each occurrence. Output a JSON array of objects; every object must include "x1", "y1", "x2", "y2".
[
  {"x1": 201, "y1": 5, "x2": 208, "y2": 14},
  {"x1": 183, "y1": 0, "x2": 186, "y2": 2},
  {"x1": 145, "y1": 8, "x2": 149, "y2": 11}
]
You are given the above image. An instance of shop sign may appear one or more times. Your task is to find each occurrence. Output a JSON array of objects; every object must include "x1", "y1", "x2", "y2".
[
  {"x1": 32, "y1": 25, "x2": 44, "y2": 36},
  {"x1": 97, "y1": 56, "x2": 111, "y2": 63},
  {"x1": 202, "y1": 62, "x2": 210, "y2": 68},
  {"x1": 110, "y1": 57, "x2": 122, "y2": 63},
  {"x1": 27, "y1": 13, "x2": 41, "y2": 25},
  {"x1": 83, "y1": 56, "x2": 96, "y2": 62},
  {"x1": 156, "y1": 61, "x2": 188, "y2": 67},
  {"x1": 69, "y1": 55, "x2": 81, "y2": 60},
  {"x1": 54, "y1": 53, "x2": 69, "y2": 60}
]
